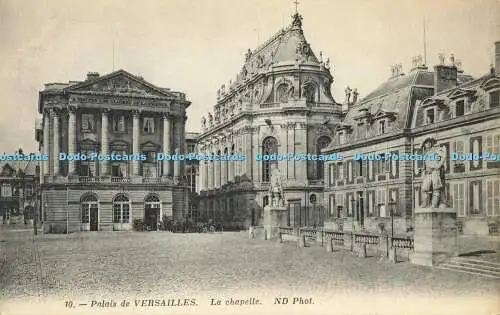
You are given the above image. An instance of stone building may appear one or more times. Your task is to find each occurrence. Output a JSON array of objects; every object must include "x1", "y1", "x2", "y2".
[
  {"x1": 0, "y1": 149, "x2": 40, "y2": 225},
  {"x1": 196, "y1": 13, "x2": 342, "y2": 228},
  {"x1": 35, "y1": 70, "x2": 191, "y2": 233},
  {"x1": 323, "y1": 42, "x2": 500, "y2": 236}
]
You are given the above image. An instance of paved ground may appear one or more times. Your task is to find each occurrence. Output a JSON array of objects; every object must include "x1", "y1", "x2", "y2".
[{"x1": 1, "y1": 229, "x2": 498, "y2": 306}]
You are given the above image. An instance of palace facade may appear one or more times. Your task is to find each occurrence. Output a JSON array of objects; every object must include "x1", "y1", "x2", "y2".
[
  {"x1": 35, "y1": 70, "x2": 191, "y2": 233},
  {"x1": 323, "y1": 42, "x2": 500, "y2": 236},
  {"x1": 196, "y1": 13, "x2": 344, "y2": 228}
]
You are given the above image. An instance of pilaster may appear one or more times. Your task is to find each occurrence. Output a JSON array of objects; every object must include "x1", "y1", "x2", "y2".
[
  {"x1": 132, "y1": 110, "x2": 140, "y2": 176},
  {"x1": 52, "y1": 108, "x2": 60, "y2": 176},
  {"x1": 43, "y1": 109, "x2": 50, "y2": 176},
  {"x1": 100, "y1": 108, "x2": 110, "y2": 176},
  {"x1": 162, "y1": 113, "x2": 172, "y2": 176}
]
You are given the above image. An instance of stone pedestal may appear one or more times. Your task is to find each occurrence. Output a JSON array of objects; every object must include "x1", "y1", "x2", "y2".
[
  {"x1": 410, "y1": 207, "x2": 458, "y2": 266},
  {"x1": 263, "y1": 206, "x2": 288, "y2": 241}
]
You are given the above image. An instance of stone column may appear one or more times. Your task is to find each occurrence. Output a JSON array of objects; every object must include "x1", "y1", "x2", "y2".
[
  {"x1": 43, "y1": 110, "x2": 50, "y2": 176},
  {"x1": 204, "y1": 160, "x2": 209, "y2": 190},
  {"x1": 208, "y1": 159, "x2": 213, "y2": 190},
  {"x1": 67, "y1": 107, "x2": 77, "y2": 176},
  {"x1": 173, "y1": 148, "x2": 181, "y2": 183},
  {"x1": 295, "y1": 123, "x2": 308, "y2": 184},
  {"x1": 162, "y1": 114, "x2": 172, "y2": 176},
  {"x1": 52, "y1": 109, "x2": 60, "y2": 176},
  {"x1": 215, "y1": 147, "x2": 221, "y2": 188},
  {"x1": 228, "y1": 147, "x2": 234, "y2": 183},
  {"x1": 100, "y1": 109, "x2": 109, "y2": 176},
  {"x1": 221, "y1": 144, "x2": 227, "y2": 186},
  {"x1": 132, "y1": 111, "x2": 140, "y2": 176}
]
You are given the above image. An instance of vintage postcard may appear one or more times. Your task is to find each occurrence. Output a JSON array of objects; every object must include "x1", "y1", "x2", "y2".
[{"x1": 0, "y1": 0, "x2": 499, "y2": 314}]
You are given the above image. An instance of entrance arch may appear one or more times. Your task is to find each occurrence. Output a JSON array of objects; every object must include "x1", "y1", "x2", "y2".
[
  {"x1": 113, "y1": 194, "x2": 131, "y2": 230},
  {"x1": 81, "y1": 194, "x2": 99, "y2": 231}
]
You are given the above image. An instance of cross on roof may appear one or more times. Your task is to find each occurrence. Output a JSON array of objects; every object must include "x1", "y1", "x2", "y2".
[{"x1": 294, "y1": 0, "x2": 300, "y2": 13}]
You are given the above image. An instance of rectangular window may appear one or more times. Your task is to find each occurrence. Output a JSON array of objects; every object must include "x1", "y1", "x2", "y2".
[
  {"x1": 113, "y1": 116, "x2": 125, "y2": 133},
  {"x1": 426, "y1": 109, "x2": 435, "y2": 124},
  {"x1": 377, "y1": 189, "x2": 386, "y2": 217},
  {"x1": 143, "y1": 117, "x2": 155, "y2": 133},
  {"x1": 339, "y1": 132, "x2": 345, "y2": 145},
  {"x1": 25, "y1": 184, "x2": 33, "y2": 197},
  {"x1": 336, "y1": 194, "x2": 344, "y2": 216},
  {"x1": 452, "y1": 183, "x2": 465, "y2": 217},
  {"x1": 455, "y1": 100, "x2": 465, "y2": 117},
  {"x1": 451, "y1": 140, "x2": 465, "y2": 172},
  {"x1": 490, "y1": 90, "x2": 500, "y2": 108},
  {"x1": 485, "y1": 134, "x2": 500, "y2": 154},
  {"x1": 329, "y1": 194, "x2": 335, "y2": 216},
  {"x1": 329, "y1": 164, "x2": 336, "y2": 186},
  {"x1": 1, "y1": 184, "x2": 12, "y2": 197},
  {"x1": 81, "y1": 113, "x2": 95, "y2": 132},
  {"x1": 486, "y1": 179, "x2": 500, "y2": 216},
  {"x1": 338, "y1": 162, "x2": 344, "y2": 180},
  {"x1": 470, "y1": 182, "x2": 481, "y2": 215},
  {"x1": 357, "y1": 160, "x2": 363, "y2": 177}
]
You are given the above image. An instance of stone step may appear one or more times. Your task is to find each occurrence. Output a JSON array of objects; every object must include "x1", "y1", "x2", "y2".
[
  {"x1": 449, "y1": 258, "x2": 500, "y2": 271},
  {"x1": 452, "y1": 257, "x2": 500, "y2": 268},
  {"x1": 438, "y1": 263, "x2": 500, "y2": 279}
]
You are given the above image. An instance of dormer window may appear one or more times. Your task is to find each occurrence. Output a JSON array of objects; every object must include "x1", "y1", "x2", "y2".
[
  {"x1": 339, "y1": 132, "x2": 345, "y2": 145},
  {"x1": 490, "y1": 90, "x2": 499, "y2": 108},
  {"x1": 455, "y1": 100, "x2": 465, "y2": 117},
  {"x1": 426, "y1": 109, "x2": 435, "y2": 124},
  {"x1": 378, "y1": 120, "x2": 386, "y2": 135}
]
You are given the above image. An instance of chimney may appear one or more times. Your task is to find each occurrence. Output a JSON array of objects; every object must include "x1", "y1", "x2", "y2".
[
  {"x1": 495, "y1": 41, "x2": 500, "y2": 76},
  {"x1": 86, "y1": 72, "x2": 100, "y2": 81},
  {"x1": 434, "y1": 54, "x2": 458, "y2": 95}
]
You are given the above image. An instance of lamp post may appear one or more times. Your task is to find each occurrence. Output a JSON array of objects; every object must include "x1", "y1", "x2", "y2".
[{"x1": 388, "y1": 197, "x2": 396, "y2": 239}]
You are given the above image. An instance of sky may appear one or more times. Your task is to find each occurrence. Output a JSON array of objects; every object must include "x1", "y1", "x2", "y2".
[{"x1": 0, "y1": 0, "x2": 499, "y2": 153}]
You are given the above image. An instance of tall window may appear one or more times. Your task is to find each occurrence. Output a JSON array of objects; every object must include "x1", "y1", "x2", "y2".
[
  {"x1": 490, "y1": 90, "x2": 500, "y2": 108},
  {"x1": 338, "y1": 162, "x2": 344, "y2": 180},
  {"x1": 1, "y1": 184, "x2": 12, "y2": 197},
  {"x1": 426, "y1": 109, "x2": 435, "y2": 124},
  {"x1": 316, "y1": 136, "x2": 331, "y2": 179},
  {"x1": 303, "y1": 84, "x2": 316, "y2": 103},
  {"x1": 328, "y1": 194, "x2": 335, "y2": 216},
  {"x1": 367, "y1": 191, "x2": 374, "y2": 217},
  {"x1": 113, "y1": 194, "x2": 130, "y2": 223},
  {"x1": 113, "y1": 115, "x2": 125, "y2": 133},
  {"x1": 81, "y1": 194, "x2": 98, "y2": 224},
  {"x1": 356, "y1": 160, "x2": 363, "y2": 177},
  {"x1": 470, "y1": 182, "x2": 481, "y2": 215},
  {"x1": 378, "y1": 120, "x2": 386, "y2": 135},
  {"x1": 81, "y1": 113, "x2": 95, "y2": 132},
  {"x1": 142, "y1": 151, "x2": 158, "y2": 178},
  {"x1": 485, "y1": 134, "x2": 500, "y2": 154},
  {"x1": 486, "y1": 179, "x2": 500, "y2": 216},
  {"x1": 452, "y1": 183, "x2": 465, "y2": 217},
  {"x1": 336, "y1": 194, "x2": 344, "y2": 216},
  {"x1": 25, "y1": 184, "x2": 33, "y2": 197},
  {"x1": 451, "y1": 140, "x2": 465, "y2": 172},
  {"x1": 262, "y1": 136, "x2": 278, "y2": 182},
  {"x1": 143, "y1": 117, "x2": 155, "y2": 133},
  {"x1": 276, "y1": 84, "x2": 289, "y2": 103},
  {"x1": 377, "y1": 189, "x2": 386, "y2": 217}
]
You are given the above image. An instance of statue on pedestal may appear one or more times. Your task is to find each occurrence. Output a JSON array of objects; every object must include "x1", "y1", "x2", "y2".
[
  {"x1": 421, "y1": 138, "x2": 448, "y2": 208},
  {"x1": 268, "y1": 164, "x2": 285, "y2": 207}
]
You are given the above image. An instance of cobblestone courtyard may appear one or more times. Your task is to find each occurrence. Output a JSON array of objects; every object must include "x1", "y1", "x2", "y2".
[{"x1": 1, "y1": 229, "x2": 498, "y2": 301}]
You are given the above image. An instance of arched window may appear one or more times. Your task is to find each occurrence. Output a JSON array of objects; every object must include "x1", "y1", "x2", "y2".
[
  {"x1": 113, "y1": 194, "x2": 130, "y2": 223},
  {"x1": 262, "y1": 136, "x2": 278, "y2": 182},
  {"x1": 303, "y1": 84, "x2": 316, "y2": 103},
  {"x1": 81, "y1": 194, "x2": 98, "y2": 224},
  {"x1": 316, "y1": 136, "x2": 331, "y2": 179},
  {"x1": 276, "y1": 84, "x2": 289, "y2": 103},
  {"x1": 145, "y1": 194, "x2": 161, "y2": 210}
]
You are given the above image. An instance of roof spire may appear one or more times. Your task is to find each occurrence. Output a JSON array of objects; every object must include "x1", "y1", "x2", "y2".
[{"x1": 294, "y1": 0, "x2": 300, "y2": 14}]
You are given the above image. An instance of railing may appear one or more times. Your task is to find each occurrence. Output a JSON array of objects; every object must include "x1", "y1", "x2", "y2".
[
  {"x1": 392, "y1": 236, "x2": 414, "y2": 250},
  {"x1": 300, "y1": 227, "x2": 318, "y2": 240},
  {"x1": 79, "y1": 176, "x2": 101, "y2": 183},
  {"x1": 278, "y1": 227, "x2": 294, "y2": 236},
  {"x1": 324, "y1": 230, "x2": 344, "y2": 241},
  {"x1": 111, "y1": 177, "x2": 131, "y2": 183},
  {"x1": 354, "y1": 233, "x2": 379, "y2": 245},
  {"x1": 142, "y1": 177, "x2": 162, "y2": 183}
]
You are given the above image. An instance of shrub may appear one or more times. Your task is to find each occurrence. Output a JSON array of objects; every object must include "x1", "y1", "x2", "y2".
[{"x1": 133, "y1": 219, "x2": 145, "y2": 231}]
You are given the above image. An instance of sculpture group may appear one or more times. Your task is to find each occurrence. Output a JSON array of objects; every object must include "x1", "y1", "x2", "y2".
[
  {"x1": 420, "y1": 138, "x2": 448, "y2": 208},
  {"x1": 268, "y1": 164, "x2": 285, "y2": 207}
]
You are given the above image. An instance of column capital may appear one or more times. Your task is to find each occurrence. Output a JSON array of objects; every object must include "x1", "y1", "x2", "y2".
[
  {"x1": 132, "y1": 110, "x2": 141, "y2": 117},
  {"x1": 50, "y1": 107, "x2": 61, "y2": 117},
  {"x1": 67, "y1": 105, "x2": 78, "y2": 113},
  {"x1": 162, "y1": 112, "x2": 172, "y2": 120},
  {"x1": 101, "y1": 108, "x2": 111, "y2": 115}
]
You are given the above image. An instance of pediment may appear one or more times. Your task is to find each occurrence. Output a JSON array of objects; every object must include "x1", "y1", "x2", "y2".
[
  {"x1": 141, "y1": 141, "x2": 160, "y2": 151},
  {"x1": 1, "y1": 164, "x2": 15, "y2": 176},
  {"x1": 110, "y1": 140, "x2": 129, "y2": 151},
  {"x1": 374, "y1": 110, "x2": 396, "y2": 120},
  {"x1": 66, "y1": 70, "x2": 176, "y2": 99},
  {"x1": 446, "y1": 88, "x2": 475, "y2": 99},
  {"x1": 480, "y1": 77, "x2": 500, "y2": 90},
  {"x1": 79, "y1": 139, "x2": 98, "y2": 150}
]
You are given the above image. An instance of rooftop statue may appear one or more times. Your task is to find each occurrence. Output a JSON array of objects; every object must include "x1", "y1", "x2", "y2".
[
  {"x1": 420, "y1": 138, "x2": 448, "y2": 208},
  {"x1": 207, "y1": 113, "x2": 214, "y2": 127},
  {"x1": 201, "y1": 116, "x2": 206, "y2": 130}
]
